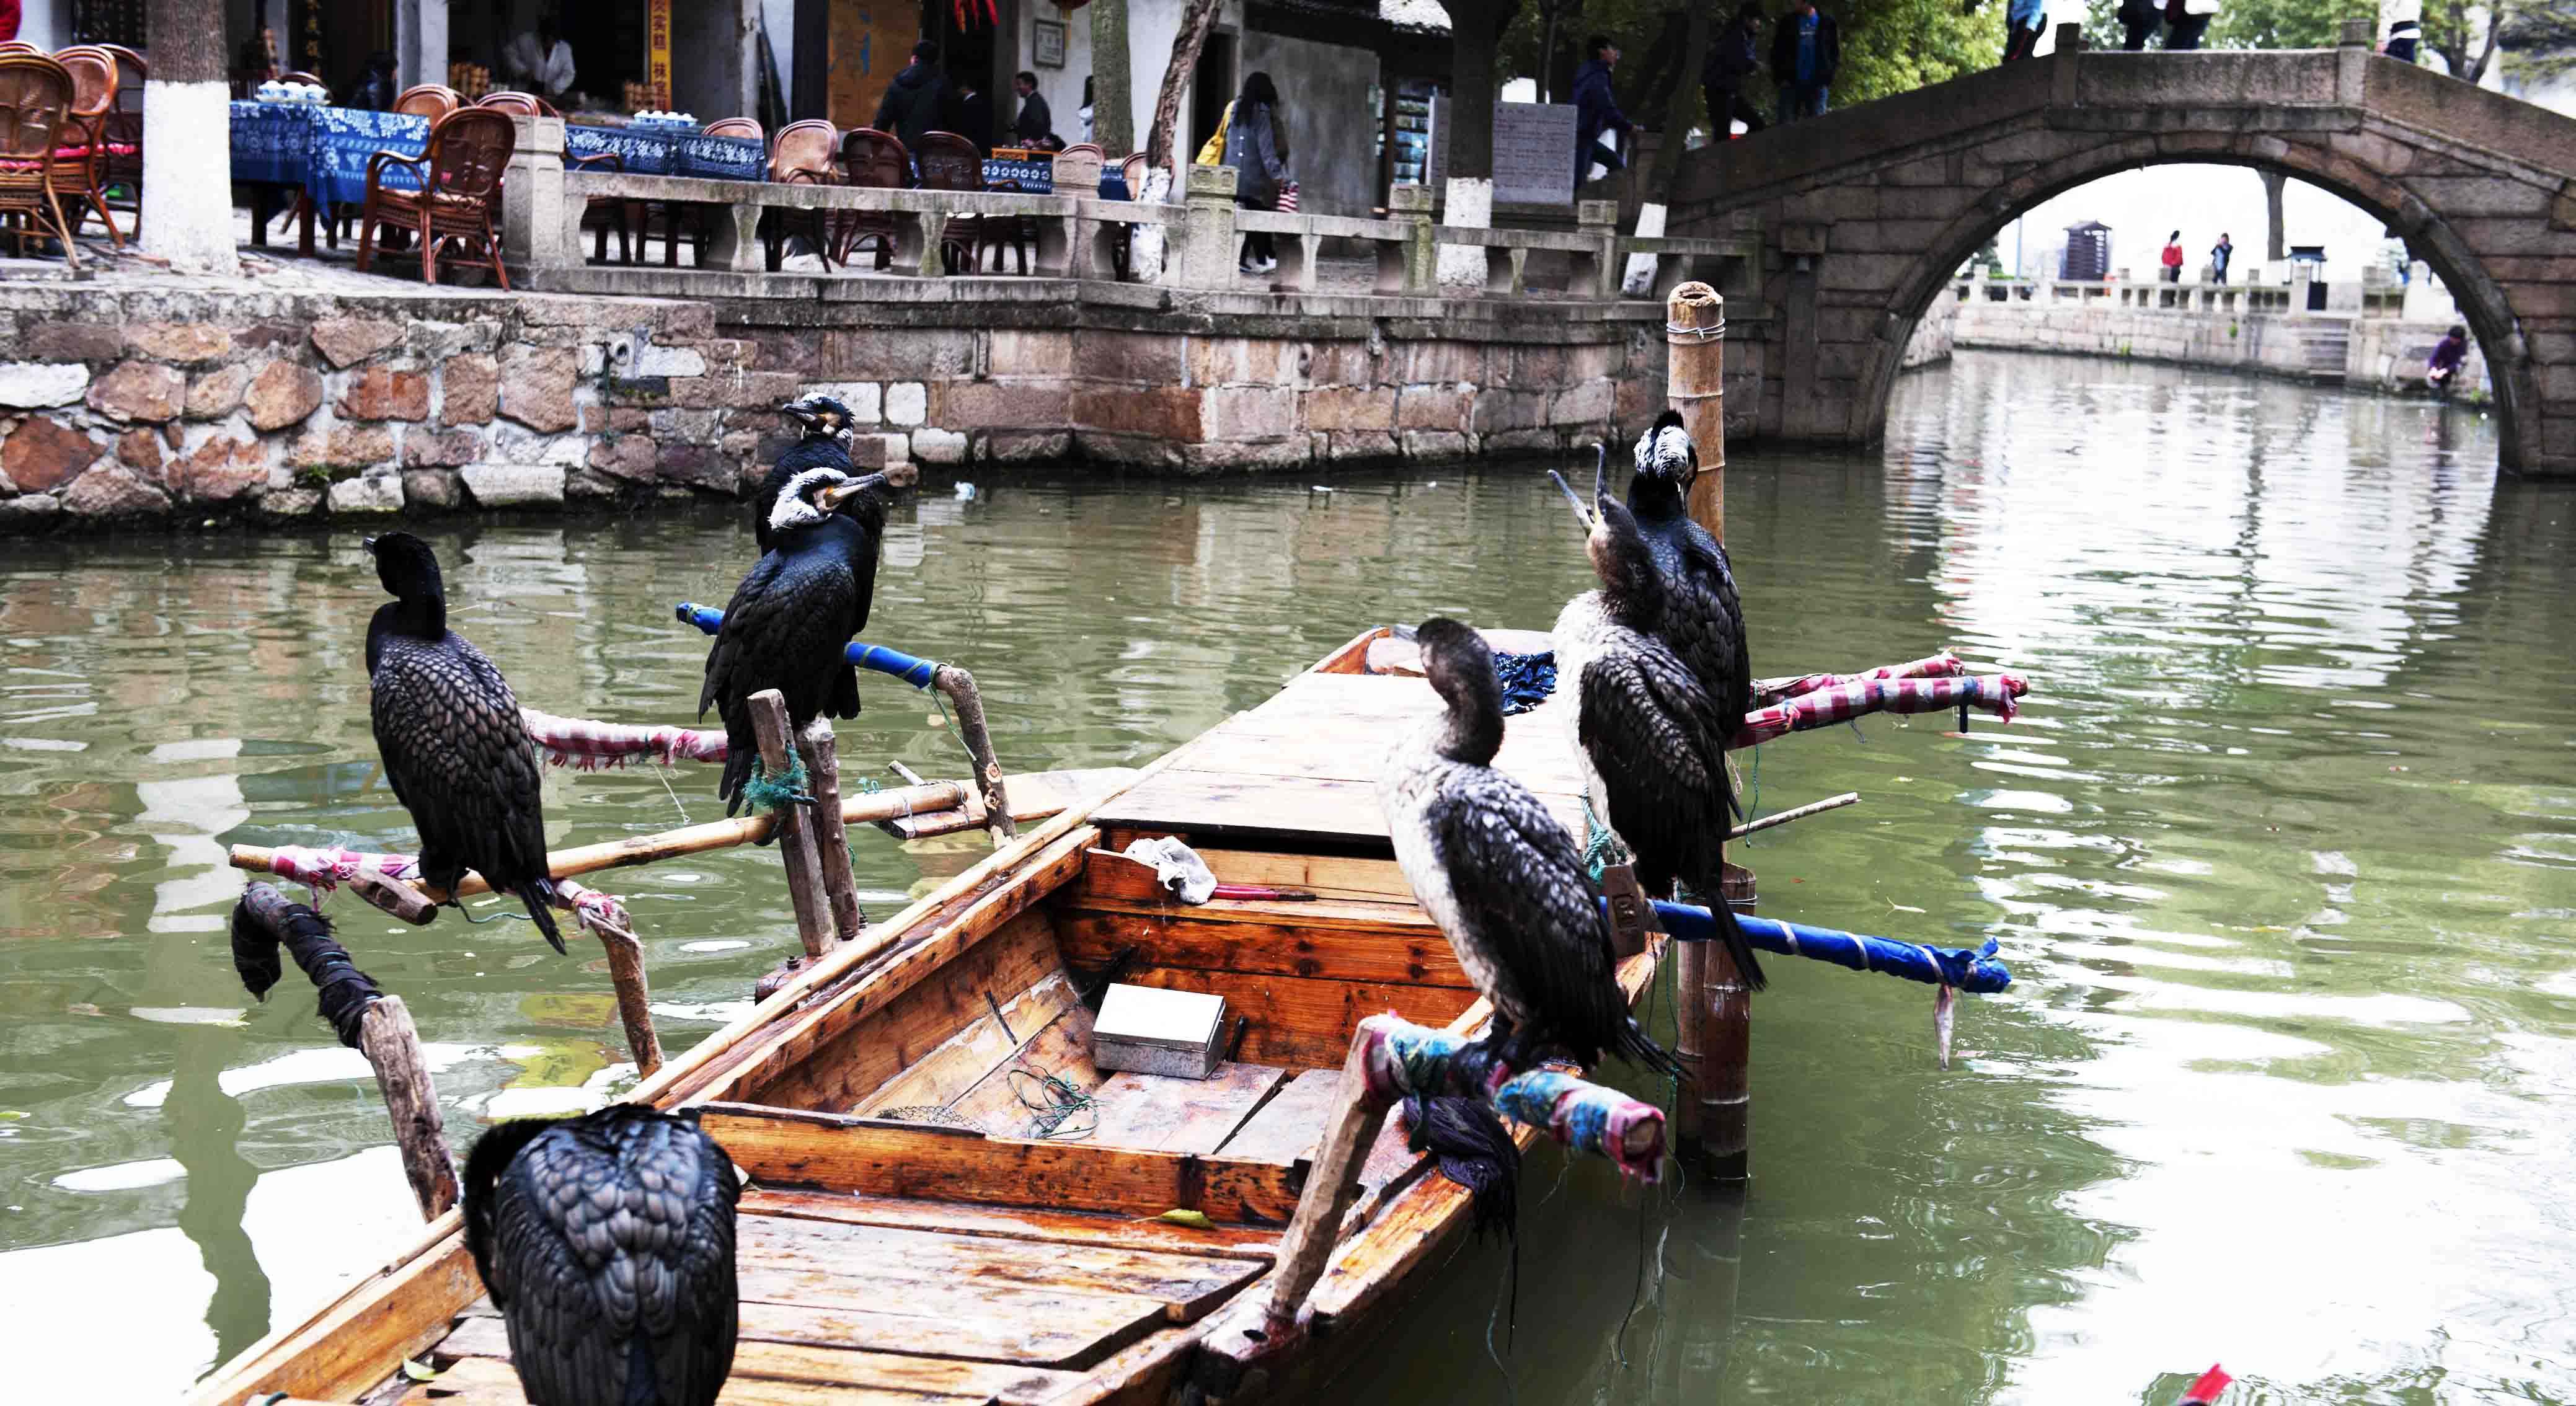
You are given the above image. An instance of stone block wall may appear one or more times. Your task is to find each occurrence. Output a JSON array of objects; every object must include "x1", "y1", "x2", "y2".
[{"x1": 1949, "y1": 298, "x2": 2492, "y2": 396}]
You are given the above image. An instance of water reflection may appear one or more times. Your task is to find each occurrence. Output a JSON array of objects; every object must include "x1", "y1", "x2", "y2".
[{"x1": 2, "y1": 350, "x2": 2572, "y2": 1402}]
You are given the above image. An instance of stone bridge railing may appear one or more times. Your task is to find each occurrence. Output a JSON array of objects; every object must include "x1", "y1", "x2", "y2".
[
  {"x1": 497, "y1": 119, "x2": 1756, "y2": 305},
  {"x1": 1950, "y1": 273, "x2": 2414, "y2": 318}
]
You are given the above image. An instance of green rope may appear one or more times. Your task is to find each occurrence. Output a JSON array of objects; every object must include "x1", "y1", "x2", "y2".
[
  {"x1": 741, "y1": 748, "x2": 813, "y2": 815},
  {"x1": 1581, "y1": 797, "x2": 1631, "y2": 885},
  {"x1": 1010, "y1": 1066, "x2": 1097, "y2": 1140}
]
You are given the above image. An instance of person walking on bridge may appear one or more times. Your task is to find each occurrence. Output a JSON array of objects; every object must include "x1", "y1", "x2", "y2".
[
  {"x1": 1701, "y1": 3, "x2": 1768, "y2": 136},
  {"x1": 1771, "y1": 0, "x2": 1840, "y2": 122},
  {"x1": 2003, "y1": 0, "x2": 2049, "y2": 62},
  {"x1": 2118, "y1": 0, "x2": 2162, "y2": 48},
  {"x1": 1573, "y1": 36, "x2": 1633, "y2": 184},
  {"x1": 2210, "y1": 232, "x2": 2234, "y2": 285},
  {"x1": 2162, "y1": 0, "x2": 2218, "y2": 49},
  {"x1": 2161, "y1": 231, "x2": 2186, "y2": 283},
  {"x1": 2383, "y1": 0, "x2": 2422, "y2": 61}
]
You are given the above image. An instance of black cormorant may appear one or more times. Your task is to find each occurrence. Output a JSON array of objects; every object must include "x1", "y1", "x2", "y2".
[
  {"x1": 699, "y1": 466, "x2": 895, "y2": 814},
  {"x1": 751, "y1": 394, "x2": 858, "y2": 554},
  {"x1": 1626, "y1": 409, "x2": 1752, "y2": 746},
  {"x1": 463, "y1": 1104, "x2": 740, "y2": 1406},
  {"x1": 1553, "y1": 496, "x2": 1767, "y2": 989},
  {"x1": 1379, "y1": 617, "x2": 1680, "y2": 1077},
  {"x1": 363, "y1": 532, "x2": 563, "y2": 953}
]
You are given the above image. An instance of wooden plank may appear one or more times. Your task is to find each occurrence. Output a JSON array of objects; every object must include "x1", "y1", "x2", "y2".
[
  {"x1": 1092, "y1": 771, "x2": 1584, "y2": 850},
  {"x1": 1027, "y1": 1325, "x2": 1205, "y2": 1406},
  {"x1": 733, "y1": 1214, "x2": 1260, "y2": 1317},
  {"x1": 738, "y1": 1188, "x2": 1281, "y2": 1260},
  {"x1": 1073, "y1": 847, "x2": 1415, "y2": 905},
  {"x1": 859, "y1": 970, "x2": 1082, "y2": 1119},
  {"x1": 1089, "y1": 1063, "x2": 1290, "y2": 1156},
  {"x1": 1065, "y1": 890, "x2": 1435, "y2": 932},
  {"x1": 945, "y1": 1002, "x2": 1104, "y2": 1139},
  {"x1": 1112, "y1": 966, "x2": 1480, "y2": 1069},
  {"x1": 457, "y1": 1293, "x2": 1150, "y2": 1376},
  {"x1": 401, "y1": 1346, "x2": 997, "y2": 1405},
  {"x1": 697, "y1": 1104, "x2": 1303, "y2": 1223},
  {"x1": 435, "y1": 1315, "x2": 1084, "y2": 1404},
  {"x1": 1215, "y1": 1068, "x2": 1347, "y2": 1165},
  {"x1": 184, "y1": 1227, "x2": 480, "y2": 1406},
  {"x1": 1055, "y1": 908, "x2": 1469, "y2": 989},
  {"x1": 750, "y1": 906, "x2": 1063, "y2": 1115}
]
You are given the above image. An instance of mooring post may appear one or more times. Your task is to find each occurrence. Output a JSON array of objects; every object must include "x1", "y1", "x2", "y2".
[
  {"x1": 797, "y1": 720, "x2": 865, "y2": 943},
  {"x1": 356, "y1": 996, "x2": 462, "y2": 1219},
  {"x1": 1667, "y1": 281, "x2": 1727, "y2": 537},
  {"x1": 748, "y1": 690, "x2": 836, "y2": 960}
]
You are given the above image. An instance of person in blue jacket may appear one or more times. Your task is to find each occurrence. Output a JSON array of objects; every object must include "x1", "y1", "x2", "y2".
[
  {"x1": 1572, "y1": 35, "x2": 1632, "y2": 185},
  {"x1": 1769, "y1": 0, "x2": 1839, "y2": 122},
  {"x1": 2003, "y1": 0, "x2": 2048, "y2": 61}
]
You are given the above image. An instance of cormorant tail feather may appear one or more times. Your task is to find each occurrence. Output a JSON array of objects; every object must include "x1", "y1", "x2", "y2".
[
  {"x1": 1701, "y1": 890, "x2": 1768, "y2": 994},
  {"x1": 1407, "y1": 1094, "x2": 1520, "y2": 1243},
  {"x1": 516, "y1": 881, "x2": 566, "y2": 955}
]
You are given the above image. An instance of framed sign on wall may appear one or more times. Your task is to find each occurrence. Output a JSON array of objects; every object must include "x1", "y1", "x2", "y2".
[{"x1": 1033, "y1": 19, "x2": 1068, "y2": 68}]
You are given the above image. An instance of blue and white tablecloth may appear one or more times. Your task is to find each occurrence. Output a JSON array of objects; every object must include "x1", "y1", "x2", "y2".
[{"x1": 228, "y1": 102, "x2": 764, "y2": 210}]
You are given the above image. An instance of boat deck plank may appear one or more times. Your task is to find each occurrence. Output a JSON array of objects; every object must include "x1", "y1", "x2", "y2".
[
  {"x1": 1087, "y1": 1063, "x2": 1290, "y2": 1156},
  {"x1": 738, "y1": 1188, "x2": 1282, "y2": 1260},
  {"x1": 1214, "y1": 1068, "x2": 1347, "y2": 1165}
]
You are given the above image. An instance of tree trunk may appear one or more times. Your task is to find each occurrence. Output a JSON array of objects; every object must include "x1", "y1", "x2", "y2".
[
  {"x1": 1144, "y1": 0, "x2": 1222, "y2": 170},
  {"x1": 2260, "y1": 169, "x2": 2287, "y2": 263},
  {"x1": 1645, "y1": 2, "x2": 1714, "y2": 198},
  {"x1": 1629, "y1": 9, "x2": 1691, "y2": 120},
  {"x1": 1091, "y1": 0, "x2": 1135, "y2": 158},
  {"x1": 1448, "y1": 1, "x2": 1517, "y2": 182},
  {"x1": 143, "y1": 0, "x2": 238, "y2": 273}
]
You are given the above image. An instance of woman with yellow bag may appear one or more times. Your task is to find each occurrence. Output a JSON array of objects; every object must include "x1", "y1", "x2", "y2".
[{"x1": 1216, "y1": 71, "x2": 1292, "y2": 275}]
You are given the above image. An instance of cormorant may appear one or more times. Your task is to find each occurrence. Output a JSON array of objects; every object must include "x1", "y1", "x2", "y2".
[
  {"x1": 751, "y1": 394, "x2": 858, "y2": 554},
  {"x1": 1379, "y1": 617, "x2": 1680, "y2": 1077},
  {"x1": 363, "y1": 532, "x2": 563, "y2": 953},
  {"x1": 463, "y1": 1105, "x2": 740, "y2": 1406},
  {"x1": 699, "y1": 466, "x2": 896, "y2": 814},
  {"x1": 1626, "y1": 409, "x2": 1752, "y2": 746},
  {"x1": 1554, "y1": 495, "x2": 1768, "y2": 989}
]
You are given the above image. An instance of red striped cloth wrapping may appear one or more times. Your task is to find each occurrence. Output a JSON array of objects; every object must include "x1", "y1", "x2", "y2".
[
  {"x1": 252, "y1": 846, "x2": 632, "y2": 942},
  {"x1": 1730, "y1": 671, "x2": 2027, "y2": 749},
  {"x1": 1753, "y1": 650, "x2": 1966, "y2": 706},
  {"x1": 520, "y1": 708, "x2": 728, "y2": 769}
]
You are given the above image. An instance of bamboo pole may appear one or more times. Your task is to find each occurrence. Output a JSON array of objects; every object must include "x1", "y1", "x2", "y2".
[
  {"x1": 1728, "y1": 791, "x2": 1860, "y2": 840},
  {"x1": 1265, "y1": 1024, "x2": 1396, "y2": 1333},
  {"x1": 1668, "y1": 281, "x2": 1726, "y2": 538},
  {"x1": 798, "y1": 720, "x2": 864, "y2": 943},
  {"x1": 356, "y1": 996, "x2": 460, "y2": 1219},
  {"x1": 226, "y1": 780, "x2": 969, "y2": 896},
  {"x1": 557, "y1": 878, "x2": 663, "y2": 1076},
  {"x1": 749, "y1": 690, "x2": 835, "y2": 962}
]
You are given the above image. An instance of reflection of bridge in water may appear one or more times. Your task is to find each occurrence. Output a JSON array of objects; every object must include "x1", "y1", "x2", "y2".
[{"x1": 1673, "y1": 25, "x2": 2576, "y2": 477}]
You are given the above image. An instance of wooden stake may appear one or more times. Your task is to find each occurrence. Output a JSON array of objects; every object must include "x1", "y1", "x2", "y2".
[
  {"x1": 797, "y1": 720, "x2": 864, "y2": 943},
  {"x1": 933, "y1": 664, "x2": 1015, "y2": 846},
  {"x1": 1676, "y1": 865, "x2": 1757, "y2": 1183},
  {"x1": 1667, "y1": 281, "x2": 1726, "y2": 539},
  {"x1": 354, "y1": 996, "x2": 459, "y2": 1220},
  {"x1": 1265, "y1": 1023, "x2": 1393, "y2": 1332},
  {"x1": 554, "y1": 878, "x2": 663, "y2": 1076},
  {"x1": 749, "y1": 690, "x2": 835, "y2": 961}
]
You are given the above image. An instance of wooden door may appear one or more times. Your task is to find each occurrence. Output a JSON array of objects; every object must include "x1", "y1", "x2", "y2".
[{"x1": 828, "y1": 0, "x2": 916, "y2": 131}]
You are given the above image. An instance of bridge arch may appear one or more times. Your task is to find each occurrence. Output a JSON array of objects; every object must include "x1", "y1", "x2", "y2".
[{"x1": 1670, "y1": 43, "x2": 2575, "y2": 475}]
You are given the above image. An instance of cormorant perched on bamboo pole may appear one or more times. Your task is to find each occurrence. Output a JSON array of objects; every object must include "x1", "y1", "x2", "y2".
[
  {"x1": 463, "y1": 1105, "x2": 741, "y2": 1406},
  {"x1": 363, "y1": 533, "x2": 564, "y2": 952},
  {"x1": 1379, "y1": 617, "x2": 1681, "y2": 1079},
  {"x1": 1626, "y1": 409, "x2": 1751, "y2": 746},
  {"x1": 1554, "y1": 494, "x2": 1768, "y2": 989},
  {"x1": 751, "y1": 394, "x2": 859, "y2": 554},
  {"x1": 699, "y1": 466, "x2": 896, "y2": 814}
]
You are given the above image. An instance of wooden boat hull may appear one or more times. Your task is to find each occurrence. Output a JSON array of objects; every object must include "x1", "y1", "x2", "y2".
[{"x1": 190, "y1": 626, "x2": 1659, "y2": 1406}]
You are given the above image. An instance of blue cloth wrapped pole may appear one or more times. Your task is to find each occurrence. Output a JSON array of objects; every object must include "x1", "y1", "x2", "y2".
[
  {"x1": 675, "y1": 603, "x2": 941, "y2": 689},
  {"x1": 1358, "y1": 1017, "x2": 1666, "y2": 1181},
  {"x1": 1643, "y1": 898, "x2": 2011, "y2": 993}
]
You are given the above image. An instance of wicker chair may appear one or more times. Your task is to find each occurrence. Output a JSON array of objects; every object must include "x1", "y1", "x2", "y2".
[
  {"x1": 476, "y1": 90, "x2": 557, "y2": 118},
  {"x1": 1118, "y1": 151, "x2": 1148, "y2": 197},
  {"x1": 393, "y1": 84, "x2": 461, "y2": 118},
  {"x1": 279, "y1": 71, "x2": 330, "y2": 97},
  {"x1": 96, "y1": 44, "x2": 141, "y2": 233},
  {"x1": 50, "y1": 45, "x2": 119, "y2": 248},
  {"x1": 476, "y1": 92, "x2": 631, "y2": 263},
  {"x1": 763, "y1": 117, "x2": 839, "y2": 272},
  {"x1": 0, "y1": 54, "x2": 80, "y2": 270},
  {"x1": 0, "y1": 43, "x2": 39, "y2": 56},
  {"x1": 914, "y1": 130, "x2": 999, "y2": 275},
  {"x1": 354, "y1": 105, "x2": 514, "y2": 288},
  {"x1": 831, "y1": 127, "x2": 906, "y2": 270}
]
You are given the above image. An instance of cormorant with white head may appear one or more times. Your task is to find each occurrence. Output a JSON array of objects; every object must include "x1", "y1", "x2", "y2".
[
  {"x1": 363, "y1": 532, "x2": 564, "y2": 952},
  {"x1": 464, "y1": 1104, "x2": 741, "y2": 1406},
  {"x1": 1554, "y1": 492, "x2": 1768, "y2": 989},
  {"x1": 751, "y1": 394, "x2": 859, "y2": 554},
  {"x1": 1626, "y1": 409, "x2": 1751, "y2": 743},
  {"x1": 699, "y1": 466, "x2": 896, "y2": 815},
  {"x1": 1379, "y1": 617, "x2": 1680, "y2": 1077}
]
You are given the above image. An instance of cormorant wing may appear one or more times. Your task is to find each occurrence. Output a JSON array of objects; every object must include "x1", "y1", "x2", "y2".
[
  {"x1": 1578, "y1": 639, "x2": 1736, "y2": 828},
  {"x1": 370, "y1": 634, "x2": 549, "y2": 883},
  {"x1": 1427, "y1": 769, "x2": 1627, "y2": 1036}
]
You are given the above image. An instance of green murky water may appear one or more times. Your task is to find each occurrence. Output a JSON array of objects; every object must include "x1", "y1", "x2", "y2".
[{"x1": 2, "y1": 350, "x2": 2569, "y2": 1402}]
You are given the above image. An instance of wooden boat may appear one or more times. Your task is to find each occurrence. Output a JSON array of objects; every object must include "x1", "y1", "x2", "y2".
[{"x1": 192, "y1": 625, "x2": 1663, "y2": 1406}]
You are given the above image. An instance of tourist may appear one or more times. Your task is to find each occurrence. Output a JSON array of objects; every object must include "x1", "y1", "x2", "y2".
[
  {"x1": 1573, "y1": 35, "x2": 1632, "y2": 183},
  {"x1": 1701, "y1": 3, "x2": 1768, "y2": 136},
  {"x1": 347, "y1": 50, "x2": 399, "y2": 111},
  {"x1": 2161, "y1": 231, "x2": 2185, "y2": 283},
  {"x1": 2386, "y1": 0, "x2": 2421, "y2": 61},
  {"x1": 948, "y1": 73, "x2": 995, "y2": 153},
  {"x1": 2162, "y1": 0, "x2": 2218, "y2": 50},
  {"x1": 2118, "y1": 0, "x2": 2161, "y2": 48},
  {"x1": 1771, "y1": 0, "x2": 1840, "y2": 122},
  {"x1": 2210, "y1": 232, "x2": 2234, "y2": 284},
  {"x1": 1079, "y1": 76, "x2": 1095, "y2": 143},
  {"x1": 502, "y1": 14, "x2": 575, "y2": 103},
  {"x1": 2427, "y1": 324, "x2": 2469, "y2": 397},
  {"x1": 2003, "y1": 0, "x2": 2048, "y2": 62},
  {"x1": 873, "y1": 41, "x2": 948, "y2": 155},
  {"x1": 1012, "y1": 71, "x2": 1053, "y2": 145},
  {"x1": 1224, "y1": 71, "x2": 1291, "y2": 275}
]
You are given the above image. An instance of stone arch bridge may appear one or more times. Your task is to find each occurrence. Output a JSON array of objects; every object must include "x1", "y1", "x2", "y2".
[{"x1": 1671, "y1": 31, "x2": 2576, "y2": 476}]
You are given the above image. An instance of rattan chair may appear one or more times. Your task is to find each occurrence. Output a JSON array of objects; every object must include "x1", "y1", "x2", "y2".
[
  {"x1": 0, "y1": 43, "x2": 40, "y2": 56},
  {"x1": 1118, "y1": 151, "x2": 1148, "y2": 197},
  {"x1": 477, "y1": 92, "x2": 629, "y2": 263},
  {"x1": 279, "y1": 71, "x2": 330, "y2": 98},
  {"x1": 97, "y1": 44, "x2": 141, "y2": 233},
  {"x1": 914, "y1": 130, "x2": 998, "y2": 275},
  {"x1": 393, "y1": 84, "x2": 461, "y2": 118},
  {"x1": 50, "y1": 45, "x2": 119, "y2": 248},
  {"x1": 0, "y1": 54, "x2": 82, "y2": 271},
  {"x1": 763, "y1": 117, "x2": 838, "y2": 272},
  {"x1": 476, "y1": 90, "x2": 557, "y2": 118},
  {"x1": 831, "y1": 127, "x2": 906, "y2": 270},
  {"x1": 354, "y1": 105, "x2": 514, "y2": 288}
]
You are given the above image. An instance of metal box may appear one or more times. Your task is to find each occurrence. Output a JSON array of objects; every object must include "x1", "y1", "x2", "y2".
[{"x1": 1092, "y1": 984, "x2": 1228, "y2": 1079}]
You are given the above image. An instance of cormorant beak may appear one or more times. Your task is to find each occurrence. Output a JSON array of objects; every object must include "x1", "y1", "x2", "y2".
[
  {"x1": 779, "y1": 400, "x2": 820, "y2": 430},
  {"x1": 361, "y1": 536, "x2": 379, "y2": 555},
  {"x1": 813, "y1": 472, "x2": 890, "y2": 511}
]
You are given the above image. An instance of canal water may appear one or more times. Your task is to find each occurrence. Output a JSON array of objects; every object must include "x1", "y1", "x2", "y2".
[{"x1": 2, "y1": 349, "x2": 2567, "y2": 1402}]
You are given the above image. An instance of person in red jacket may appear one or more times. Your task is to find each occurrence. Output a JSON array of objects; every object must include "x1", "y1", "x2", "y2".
[
  {"x1": 0, "y1": 0, "x2": 20, "y2": 42},
  {"x1": 2161, "y1": 231, "x2": 2186, "y2": 283}
]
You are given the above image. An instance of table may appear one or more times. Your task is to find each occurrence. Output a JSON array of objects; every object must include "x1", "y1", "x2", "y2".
[{"x1": 228, "y1": 102, "x2": 764, "y2": 257}]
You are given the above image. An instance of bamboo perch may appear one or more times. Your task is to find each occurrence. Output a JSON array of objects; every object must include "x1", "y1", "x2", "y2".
[
  {"x1": 1753, "y1": 651, "x2": 1965, "y2": 707},
  {"x1": 1668, "y1": 281, "x2": 1727, "y2": 538},
  {"x1": 557, "y1": 879, "x2": 662, "y2": 1076},
  {"x1": 749, "y1": 690, "x2": 836, "y2": 962},
  {"x1": 226, "y1": 780, "x2": 969, "y2": 895},
  {"x1": 1729, "y1": 791, "x2": 1860, "y2": 840},
  {"x1": 797, "y1": 720, "x2": 865, "y2": 943}
]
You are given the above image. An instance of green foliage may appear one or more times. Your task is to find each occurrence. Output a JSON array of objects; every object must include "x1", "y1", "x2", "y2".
[
  {"x1": 2208, "y1": 0, "x2": 2375, "y2": 50},
  {"x1": 1502, "y1": 0, "x2": 1996, "y2": 118}
]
